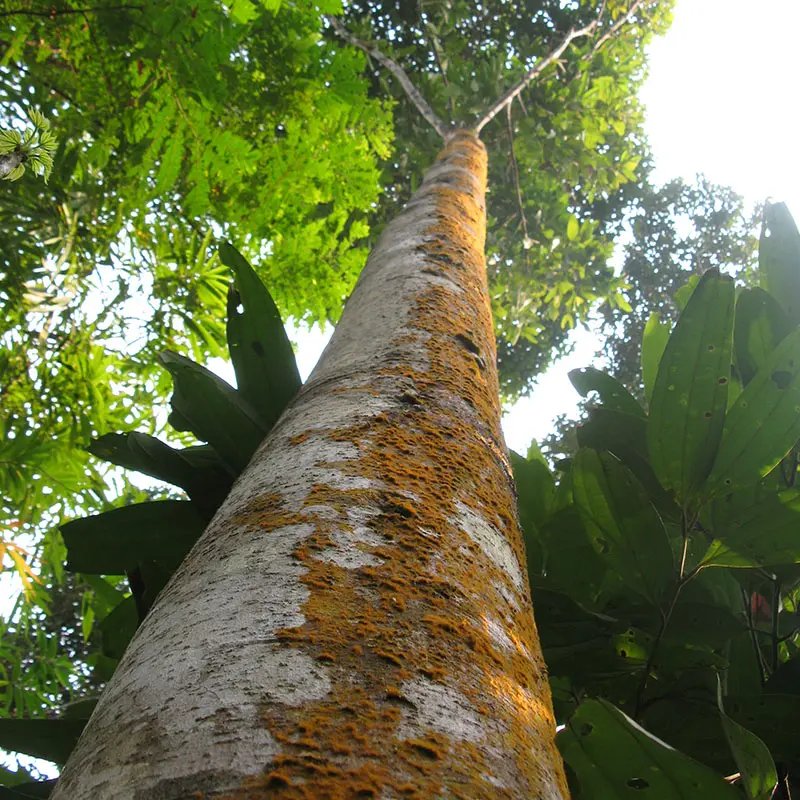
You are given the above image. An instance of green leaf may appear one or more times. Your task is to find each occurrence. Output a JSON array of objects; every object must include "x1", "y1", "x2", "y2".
[
  {"x1": 734, "y1": 288, "x2": 791, "y2": 386},
  {"x1": 701, "y1": 488, "x2": 800, "y2": 568},
  {"x1": 569, "y1": 367, "x2": 645, "y2": 417},
  {"x1": 61, "y1": 500, "x2": 205, "y2": 575},
  {"x1": 100, "y1": 596, "x2": 138, "y2": 660},
  {"x1": 705, "y1": 325, "x2": 800, "y2": 494},
  {"x1": 642, "y1": 313, "x2": 671, "y2": 405},
  {"x1": 0, "y1": 719, "x2": 86, "y2": 765},
  {"x1": 647, "y1": 269, "x2": 735, "y2": 505},
  {"x1": 572, "y1": 449, "x2": 674, "y2": 606},
  {"x1": 576, "y1": 408, "x2": 674, "y2": 515},
  {"x1": 220, "y1": 243, "x2": 301, "y2": 430},
  {"x1": 158, "y1": 349, "x2": 267, "y2": 473},
  {"x1": 760, "y1": 202, "x2": 800, "y2": 326},
  {"x1": 88, "y1": 433, "x2": 232, "y2": 516},
  {"x1": 718, "y1": 684, "x2": 777, "y2": 800},
  {"x1": 510, "y1": 449, "x2": 555, "y2": 531},
  {"x1": 558, "y1": 699, "x2": 740, "y2": 799},
  {"x1": 566, "y1": 215, "x2": 580, "y2": 241}
]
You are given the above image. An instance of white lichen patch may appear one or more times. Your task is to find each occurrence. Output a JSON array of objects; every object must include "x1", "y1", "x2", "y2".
[
  {"x1": 397, "y1": 677, "x2": 486, "y2": 744},
  {"x1": 452, "y1": 500, "x2": 525, "y2": 594},
  {"x1": 481, "y1": 614, "x2": 516, "y2": 653}
]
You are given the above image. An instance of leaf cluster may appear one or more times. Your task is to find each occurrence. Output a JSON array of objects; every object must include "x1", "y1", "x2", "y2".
[{"x1": 514, "y1": 203, "x2": 800, "y2": 797}]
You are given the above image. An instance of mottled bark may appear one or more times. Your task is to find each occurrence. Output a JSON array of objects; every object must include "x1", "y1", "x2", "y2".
[
  {"x1": 0, "y1": 149, "x2": 25, "y2": 178},
  {"x1": 53, "y1": 131, "x2": 568, "y2": 799}
]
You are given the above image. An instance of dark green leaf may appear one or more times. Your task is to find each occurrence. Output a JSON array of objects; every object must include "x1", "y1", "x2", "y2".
[
  {"x1": 576, "y1": 408, "x2": 675, "y2": 516},
  {"x1": 760, "y1": 202, "x2": 800, "y2": 326},
  {"x1": 158, "y1": 349, "x2": 267, "y2": 473},
  {"x1": 718, "y1": 684, "x2": 778, "y2": 800},
  {"x1": 100, "y1": 596, "x2": 138, "y2": 660},
  {"x1": 61, "y1": 500, "x2": 205, "y2": 575},
  {"x1": 220, "y1": 243, "x2": 301, "y2": 429},
  {"x1": 510, "y1": 450, "x2": 555, "y2": 532},
  {"x1": 706, "y1": 326, "x2": 800, "y2": 494},
  {"x1": 558, "y1": 699, "x2": 739, "y2": 799},
  {"x1": 0, "y1": 780, "x2": 56, "y2": 799},
  {"x1": 734, "y1": 288, "x2": 791, "y2": 386},
  {"x1": 89, "y1": 433, "x2": 232, "y2": 517},
  {"x1": 0, "y1": 719, "x2": 85, "y2": 765},
  {"x1": 702, "y1": 488, "x2": 800, "y2": 568},
  {"x1": 572, "y1": 449, "x2": 674, "y2": 606},
  {"x1": 569, "y1": 367, "x2": 645, "y2": 417},
  {"x1": 647, "y1": 269, "x2": 735, "y2": 504}
]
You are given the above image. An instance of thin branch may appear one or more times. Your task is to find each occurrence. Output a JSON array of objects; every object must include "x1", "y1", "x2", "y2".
[
  {"x1": 475, "y1": 21, "x2": 597, "y2": 134},
  {"x1": 583, "y1": 0, "x2": 645, "y2": 61},
  {"x1": 475, "y1": 0, "x2": 645, "y2": 134},
  {"x1": 505, "y1": 103, "x2": 532, "y2": 261},
  {"x1": 325, "y1": 15, "x2": 449, "y2": 141}
]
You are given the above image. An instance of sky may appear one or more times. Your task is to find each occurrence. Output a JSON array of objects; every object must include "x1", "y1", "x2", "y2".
[{"x1": 503, "y1": 0, "x2": 800, "y2": 452}]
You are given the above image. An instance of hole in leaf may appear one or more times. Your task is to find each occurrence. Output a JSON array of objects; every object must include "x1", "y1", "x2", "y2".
[
  {"x1": 772, "y1": 370, "x2": 791, "y2": 389},
  {"x1": 579, "y1": 723, "x2": 593, "y2": 737},
  {"x1": 718, "y1": 377, "x2": 728, "y2": 384},
  {"x1": 627, "y1": 777, "x2": 649, "y2": 790}
]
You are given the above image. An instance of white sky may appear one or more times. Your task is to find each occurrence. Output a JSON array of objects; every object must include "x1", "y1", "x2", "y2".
[{"x1": 503, "y1": 0, "x2": 800, "y2": 453}]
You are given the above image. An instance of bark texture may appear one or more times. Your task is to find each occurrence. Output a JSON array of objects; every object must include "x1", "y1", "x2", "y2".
[{"x1": 53, "y1": 130, "x2": 568, "y2": 799}]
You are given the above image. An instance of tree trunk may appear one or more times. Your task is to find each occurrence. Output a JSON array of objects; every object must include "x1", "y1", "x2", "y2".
[{"x1": 52, "y1": 130, "x2": 569, "y2": 799}]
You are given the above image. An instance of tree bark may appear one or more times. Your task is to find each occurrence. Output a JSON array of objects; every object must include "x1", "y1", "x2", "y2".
[{"x1": 52, "y1": 130, "x2": 569, "y2": 799}]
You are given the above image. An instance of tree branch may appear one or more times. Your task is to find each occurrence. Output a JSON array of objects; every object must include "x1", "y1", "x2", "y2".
[
  {"x1": 474, "y1": 0, "x2": 645, "y2": 134},
  {"x1": 325, "y1": 15, "x2": 449, "y2": 141}
]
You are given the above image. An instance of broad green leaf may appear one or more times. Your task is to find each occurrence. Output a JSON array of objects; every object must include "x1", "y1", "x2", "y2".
[
  {"x1": 718, "y1": 684, "x2": 778, "y2": 800},
  {"x1": 706, "y1": 326, "x2": 800, "y2": 494},
  {"x1": 0, "y1": 719, "x2": 85, "y2": 765},
  {"x1": 734, "y1": 287, "x2": 791, "y2": 386},
  {"x1": 701, "y1": 488, "x2": 800, "y2": 568},
  {"x1": 642, "y1": 313, "x2": 671, "y2": 406},
  {"x1": 158, "y1": 349, "x2": 267, "y2": 473},
  {"x1": 61, "y1": 500, "x2": 205, "y2": 575},
  {"x1": 572, "y1": 449, "x2": 674, "y2": 605},
  {"x1": 220, "y1": 243, "x2": 301, "y2": 430},
  {"x1": 558, "y1": 699, "x2": 740, "y2": 799},
  {"x1": 89, "y1": 433, "x2": 232, "y2": 516},
  {"x1": 576, "y1": 408, "x2": 674, "y2": 516},
  {"x1": 760, "y1": 202, "x2": 800, "y2": 326},
  {"x1": 510, "y1": 450, "x2": 555, "y2": 531},
  {"x1": 647, "y1": 269, "x2": 735, "y2": 504},
  {"x1": 569, "y1": 367, "x2": 645, "y2": 417}
]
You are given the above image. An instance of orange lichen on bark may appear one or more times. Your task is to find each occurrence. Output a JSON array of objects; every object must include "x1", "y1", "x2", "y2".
[{"x1": 219, "y1": 131, "x2": 568, "y2": 799}]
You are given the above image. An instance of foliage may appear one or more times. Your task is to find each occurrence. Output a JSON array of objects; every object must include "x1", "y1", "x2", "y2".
[
  {"x1": 602, "y1": 176, "x2": 759, "y2": 398},
  {"x1": 341, "y1": 0, "x2": 675, "y2": 396},
  {"x1": 512, "y1": 203, "x2": 800, "y2": 796},
  {"x1": 0, "y1": 0, "x2": 392, "y2": 714},
  {"x1": 0, "y1": 109, "x2": 57, "y2": 183}
]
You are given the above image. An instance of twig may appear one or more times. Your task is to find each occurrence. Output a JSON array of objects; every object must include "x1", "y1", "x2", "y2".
[
  {"x1": 505, "y1": 103, "x2": 532, "y2": 259},
  {"x1": 583, "y1": 0, "x2": 645, "y2": 61},
  {"x1": 325, "y1": 15, "x2": 449, "y2": 141},
  {"x1": 474, "y1": 0, "x2": 645, "y2": 134}
]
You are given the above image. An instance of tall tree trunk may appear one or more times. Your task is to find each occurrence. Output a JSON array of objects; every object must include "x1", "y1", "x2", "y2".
[{"x1": 53, "y1": 130, "x2": 568, "y2": 799}]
